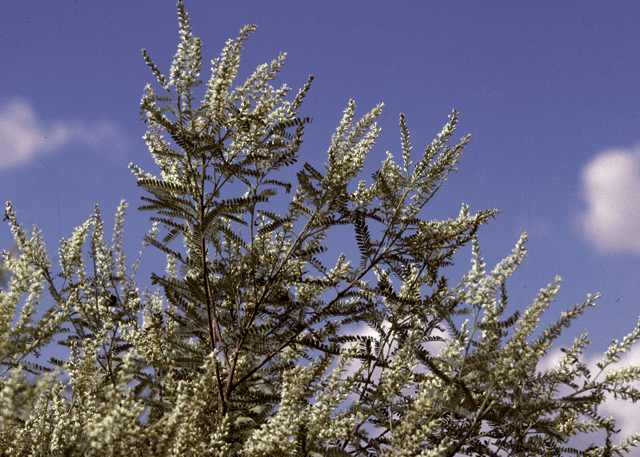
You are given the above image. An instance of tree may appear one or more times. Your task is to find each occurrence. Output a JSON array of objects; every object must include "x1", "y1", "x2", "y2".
[
  {"x1": 0, "y1": 243, "x2": 18, "y2": 290},
  {"x1": 1, "y1": 2, "x2": 640, "y2": 455}
]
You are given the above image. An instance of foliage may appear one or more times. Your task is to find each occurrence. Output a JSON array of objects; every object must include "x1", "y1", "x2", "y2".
[
  {"x1": 0, "y1": 242, "x2": 17, "y2": 290},
  {"x1": 1, "y1": 1, "x2": 640, "y2": 455}
]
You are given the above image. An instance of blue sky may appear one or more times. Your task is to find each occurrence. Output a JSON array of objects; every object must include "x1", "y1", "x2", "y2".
[{"x1": 2, "y1": 0, "x2": 640, "y2": 445}]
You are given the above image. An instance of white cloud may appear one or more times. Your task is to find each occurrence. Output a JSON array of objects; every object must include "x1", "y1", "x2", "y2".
[
  {"x1": 578, "y1": 146, "x2": 640, "y2": 253},
  {"x1": 0, "y1": 98, "x2": 127, "y2": 170}
]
